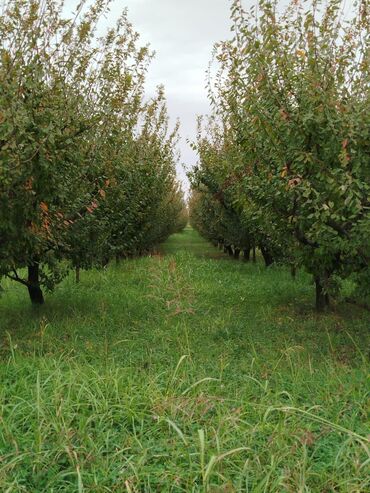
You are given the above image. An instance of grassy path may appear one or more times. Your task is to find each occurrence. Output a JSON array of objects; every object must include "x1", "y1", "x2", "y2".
[{"x1": 0, "y1": 227, "x2": 369, "y2": 492}]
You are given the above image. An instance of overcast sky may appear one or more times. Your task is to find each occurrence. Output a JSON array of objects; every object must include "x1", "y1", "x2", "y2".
[{"x1": 114, "y1": 0, "x2": 237, "y2": 189}]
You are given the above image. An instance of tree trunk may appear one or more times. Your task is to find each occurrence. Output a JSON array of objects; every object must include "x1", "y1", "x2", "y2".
[
  {"x1": 252, "y1": 246, "x2": 256, "y2": 263},
  {"x1": 76, "y1": 267, "x2": 80, "y2": 283},
  {"x1": 243, "y1": 248, "x2": 251, "y2": 261},
  {"x1": 260, "y1": 245, "x2": 274, "y2": 267},
  {"x1": 234, "y1": 248, "x2": 240, "y2": 260},
  {"x1": 27, "y1": 263, "x2": 44, "y2": 305},
  {"x1": 315, "y1": 277, "x2": 329, "y2": 312},
  {"x1": 226, "y1": 245, "x2": 233, "y2": 257},
  {"x1": 223, "y1": 246, "x2": 228, "y2": 254}
]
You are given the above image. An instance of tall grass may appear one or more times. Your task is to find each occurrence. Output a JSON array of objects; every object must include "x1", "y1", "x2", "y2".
[{"x1": 0, "y1": 228, "x2": 369, "y2": 491}]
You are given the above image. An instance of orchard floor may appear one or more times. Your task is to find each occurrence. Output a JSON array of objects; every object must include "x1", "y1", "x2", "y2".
[{"x1": 0, "y1": 227, "x2": 369, "y2": 492}]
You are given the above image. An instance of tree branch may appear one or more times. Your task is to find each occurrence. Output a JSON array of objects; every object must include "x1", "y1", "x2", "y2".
[{"x1": 6, "y1": 270, "x2": 30, "y2": 287}]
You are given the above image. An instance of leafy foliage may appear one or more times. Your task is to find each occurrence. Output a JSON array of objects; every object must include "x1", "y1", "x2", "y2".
[
  {"x1": 189, "y1": 0, "x2": 370, "y2": 309},
  {"x1": 0, "y1": 0, "x2": 186, "y2": 303}
]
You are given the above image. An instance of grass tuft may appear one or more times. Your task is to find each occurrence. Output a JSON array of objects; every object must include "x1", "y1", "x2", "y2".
[{"x1": 0, "y1": 227, "x2": 369, "y2": 491}]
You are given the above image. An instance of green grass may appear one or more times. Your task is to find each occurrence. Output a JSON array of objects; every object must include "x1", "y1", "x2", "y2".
[{"x1": 0, "y1": 226, "x2": 369, "y2": 492}]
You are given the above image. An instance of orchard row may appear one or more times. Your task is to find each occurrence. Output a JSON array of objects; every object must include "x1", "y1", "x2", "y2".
[
  {"x1": 0, "y1": 0, "x2": 187, "y2": 304},
  {"x1": 189, "y1": 0, "x2": 369, "y2": 310}
]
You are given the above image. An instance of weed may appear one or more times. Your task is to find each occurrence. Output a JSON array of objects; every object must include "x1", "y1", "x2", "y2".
[{"x1": 0, "y1": 228, "x2": 369, "y2": 491}]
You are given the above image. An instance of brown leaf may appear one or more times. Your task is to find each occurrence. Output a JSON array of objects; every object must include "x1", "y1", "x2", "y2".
[
  {"x1": 24, "y1": 177, "x2": 34, "y2": 191},
  {"x1": 279, "y1": 108, "x2": 289, "y2": 121},
  {"x1": 299, "y1": 431, "x2": 316, "y2": 447},
  {"x1": 281, "y1": 166, "x2": 288, "y2": 178},
  {"x1": 288, "y1": 177, "x2": 302, "y2": 187}
]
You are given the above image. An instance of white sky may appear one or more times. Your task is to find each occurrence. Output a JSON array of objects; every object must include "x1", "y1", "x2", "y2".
[
  {"x1": 66, "y1": 0, "x2": 240, "y2": 191},
  {"x1": 114, "y1": 0, "x2": 237, "y2": 190}
]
